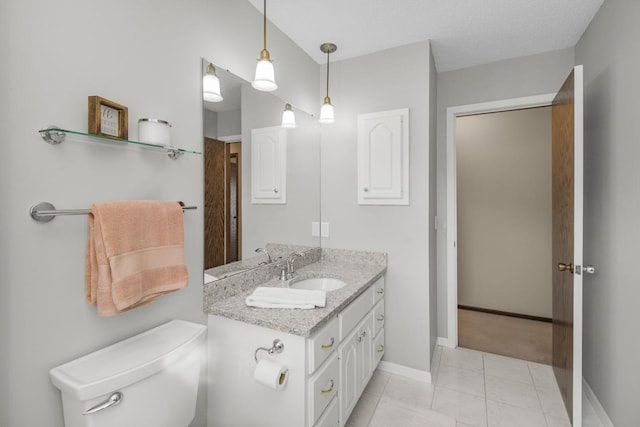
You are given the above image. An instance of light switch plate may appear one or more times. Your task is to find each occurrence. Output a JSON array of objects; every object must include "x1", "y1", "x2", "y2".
[
  {"x1": 311, "y1": 222, "x2": 320, "y2": 237},
  {"x1": 320, "y1": 222, "x2": 329, "y2": 237}
]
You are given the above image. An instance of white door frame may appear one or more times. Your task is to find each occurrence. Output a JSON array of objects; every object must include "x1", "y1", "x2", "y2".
[{"x1": 444, "y1": 93, "x2": 555, "y2": 348}]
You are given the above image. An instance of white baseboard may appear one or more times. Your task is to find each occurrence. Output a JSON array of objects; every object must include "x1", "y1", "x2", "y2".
[
  {"x1": 377, "y1": 361, "x2": 432, "y2": 383},
  {"x1": 436, "y1": 336, "x2": 455, "y2": 348},
  {"x1": 583, "y1": 378, "x2": 614, "y2": 427}
]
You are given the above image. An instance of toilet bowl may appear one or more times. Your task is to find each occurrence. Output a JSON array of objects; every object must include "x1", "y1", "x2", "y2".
[{"x1": 50, "y1": 320, "x2": 207, "y2": 427}]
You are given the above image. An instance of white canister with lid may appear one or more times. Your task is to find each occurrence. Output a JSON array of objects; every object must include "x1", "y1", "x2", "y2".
[{"x1": 138, "y1": 118, "x2": 171, "y2": 145}]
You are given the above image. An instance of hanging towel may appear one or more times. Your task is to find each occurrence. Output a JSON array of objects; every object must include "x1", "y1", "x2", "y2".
[
  {"x1": 86, "y1": 201, "x2": 188, "y2": 316},
  {"x1": 245, "y1": 287, "x2": 326, "y2": 309}
]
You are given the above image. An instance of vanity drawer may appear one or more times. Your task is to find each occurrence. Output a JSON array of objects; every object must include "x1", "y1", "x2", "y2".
[
  {"x1": 309, "y1": 353, "x2": 339, "y2": 426},
  {"x1": 313, "y1": 396, "x2": 339, "y2": 427},
  {"x1": 372, "y1": 276, "x2": 385, "y2": 304},
  {"x1": 372, "y1": 299, "x2": 385, "y2": 337},
  {"x1": 338, "y1": 286, "x2": 374, "y2": 341},
  {"x1": 373, "y1": 328, "x2": 385, "y2": 366},
  {"x1": 308, "y1": 316, "x2": 339, "y2": 374}
]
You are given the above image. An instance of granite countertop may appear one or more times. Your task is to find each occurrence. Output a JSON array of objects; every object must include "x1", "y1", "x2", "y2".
[{"x1": 205, "y1": 249, "x2": 386, "y2": 337}]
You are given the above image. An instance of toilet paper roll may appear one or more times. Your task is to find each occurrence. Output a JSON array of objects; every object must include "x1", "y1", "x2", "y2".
[{"x1": 254, "y1": 358, "x2": 288, "y2": 390}]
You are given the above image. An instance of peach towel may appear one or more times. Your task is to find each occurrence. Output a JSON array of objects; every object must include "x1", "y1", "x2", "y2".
[{"x1": 86, "y1": 201, "x2": 188, "y2": 316}]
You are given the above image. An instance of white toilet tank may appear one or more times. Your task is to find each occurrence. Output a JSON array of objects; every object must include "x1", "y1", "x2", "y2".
[{"x1": 50, "y1": 320, "x2": 207, "y2": 427}]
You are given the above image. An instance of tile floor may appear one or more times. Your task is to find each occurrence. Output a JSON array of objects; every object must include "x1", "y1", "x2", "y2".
[{"x1": 345, "y1": 346, "x2": 604, "y2": 427}]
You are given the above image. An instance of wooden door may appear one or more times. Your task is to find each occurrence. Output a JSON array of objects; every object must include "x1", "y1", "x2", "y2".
[
  {"x1": 226, "y1": 150, "x2": 240, "y2": 263},
  {"x1": 552, "y1": 65, "x2": 584, "y2": 425},
  {"x1": 204, "y1": 137, "x2": 226, "y2": 269}
]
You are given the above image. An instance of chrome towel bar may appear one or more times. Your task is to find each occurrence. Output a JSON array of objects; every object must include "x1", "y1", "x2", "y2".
[{"x1": 29, "y1": 201, "x2": 197, "y2": 223}]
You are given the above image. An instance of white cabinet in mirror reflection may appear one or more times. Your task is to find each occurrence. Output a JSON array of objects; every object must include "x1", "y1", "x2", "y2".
[
  {"x1": 357, "y1": 108, "x2": 409, "y2": 205},
  {"x1": 251, "y1": 126, "x2": 287, "y2": 204}
]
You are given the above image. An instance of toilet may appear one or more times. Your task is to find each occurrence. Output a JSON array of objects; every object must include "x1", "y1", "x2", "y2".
[{"x1": 50, "y1": 320, "x2": 207, "y2": 427}]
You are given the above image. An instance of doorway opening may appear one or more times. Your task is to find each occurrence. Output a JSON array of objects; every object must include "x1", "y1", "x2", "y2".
[
  {"x1": 204, "y1": 138, "x2": 242, "y2": 269},
  {"x1": 455, "y1": 106, "x2": 552, "y2": 364},
  {"x1": 444, "y1": 94, "x2": 555, "y2": 354}
]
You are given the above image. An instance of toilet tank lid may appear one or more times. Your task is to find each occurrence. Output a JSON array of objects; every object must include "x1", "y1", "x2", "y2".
[{"x1": 49, "y1": 320, "x2": 207, "y2": 401}]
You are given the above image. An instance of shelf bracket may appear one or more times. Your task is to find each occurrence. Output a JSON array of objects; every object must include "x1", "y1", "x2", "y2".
[{"x1": 40, "y1": 126, "x2": 66, "y2": 145}]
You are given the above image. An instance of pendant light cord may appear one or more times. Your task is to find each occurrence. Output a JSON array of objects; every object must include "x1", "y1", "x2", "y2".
[
  {"x1": 263, "y1": 0, "x2": 267, "y2": 51},
  {"x1": 326, "y1": 50, "x2": 330, "y2": 98}
]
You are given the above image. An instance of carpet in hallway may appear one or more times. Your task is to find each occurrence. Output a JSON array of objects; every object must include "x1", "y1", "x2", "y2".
[{"x1": 458, "y1": 308, "x2": 552, "y2": 364}]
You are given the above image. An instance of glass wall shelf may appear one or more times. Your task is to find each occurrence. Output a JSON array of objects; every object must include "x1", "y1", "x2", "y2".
[{"x1": 38, "y1": 126, "x2": 202, "y2": 159}]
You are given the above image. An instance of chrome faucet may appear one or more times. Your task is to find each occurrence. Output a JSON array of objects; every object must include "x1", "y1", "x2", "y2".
[
  {"x1": 285, "y1": 251, "x2": 305, "y2": 279},
  {"x1": 255, "y1": 248, "x2": 272, "y2": 264}
]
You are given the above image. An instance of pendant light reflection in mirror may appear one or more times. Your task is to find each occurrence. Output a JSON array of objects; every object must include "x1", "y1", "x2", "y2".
[
  {"x1": 203, "y1": 63, "x2": 223, "y2": 102},
  {"x1": 281, "y1": 103, "x2": 296, "y2": 128},
  {"x1": 319, "y1": 43, "x2": 337, "y2": 124},
  {"x1": 252, "y1": 0, "x2": 277, "y2": 92}
]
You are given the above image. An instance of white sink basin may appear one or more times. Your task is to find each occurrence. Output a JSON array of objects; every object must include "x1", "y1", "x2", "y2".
[{"x1": 289, "y1": 277, "x2": 346, "y2": 292}]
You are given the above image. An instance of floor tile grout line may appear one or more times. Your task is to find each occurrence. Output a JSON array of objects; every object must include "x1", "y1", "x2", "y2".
[
  {"x1": 482, "y1": 354, "x2": 489, "y2": 427},
  {"x1": 527, "y1": 362, "x2": 551, "y2": 427}
]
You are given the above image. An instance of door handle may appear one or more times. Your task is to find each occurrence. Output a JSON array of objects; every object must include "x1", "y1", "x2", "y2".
[{"x1": 557, "y1": 262, "x2": 574, "y2": 273}]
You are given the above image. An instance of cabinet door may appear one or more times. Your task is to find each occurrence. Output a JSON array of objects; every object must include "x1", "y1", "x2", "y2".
[
  {"x1": 251, "y1": 126, "x2": 286, "y2": 204},
  {"x1": 357, "y1": 109, "x2": 409, "y2": 205},
  {"x1": 338, "y1": 331, "x2": 360, "y2": 425},
  {"x1": 358, "y1": 316, "x2": 374, "y2": 389}
]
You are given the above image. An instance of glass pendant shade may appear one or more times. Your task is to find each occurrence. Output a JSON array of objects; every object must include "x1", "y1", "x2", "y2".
[
  {"x1": 319, "y1": 98, "x2": 335, "y2": 124},
  {"x1": 281, "y1": 103, "x2": 296, "y2": 128},
  {"x1": 252, "y1": 53, "x2": 277, "y2": 92},
  {"x1": 203, "y1": 65, "x2": 223, "y2": 102}
]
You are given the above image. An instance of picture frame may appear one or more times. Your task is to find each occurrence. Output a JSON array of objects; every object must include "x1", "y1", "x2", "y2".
[{"x1": 88, "y1": 96, "x2": 128, "y2": 139}]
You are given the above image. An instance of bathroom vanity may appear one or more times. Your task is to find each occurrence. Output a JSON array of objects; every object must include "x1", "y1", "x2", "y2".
[{"x1": 205, "y1": 249, "x2": 386, "y2": 427}]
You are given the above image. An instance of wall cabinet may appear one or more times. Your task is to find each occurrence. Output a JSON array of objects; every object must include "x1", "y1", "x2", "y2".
[
  {"x1": 357, "y1": 109, "x2": 409, "y2": 205},
  {"x1": 207, "y1": 277, "x2": 385, "y2": 427},
  {"x1": 251, "y1": 126, "x2": 287, "y2": 204}
]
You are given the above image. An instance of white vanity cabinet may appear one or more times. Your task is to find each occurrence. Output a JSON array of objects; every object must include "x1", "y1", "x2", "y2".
[{"x1": 207, "y1": 276, "x2": 385, "y2": 427}]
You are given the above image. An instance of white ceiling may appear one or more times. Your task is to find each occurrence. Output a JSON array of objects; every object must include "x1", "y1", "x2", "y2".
[{"x1": 247, "y1": 0, "x2": 604, "y2": 72}]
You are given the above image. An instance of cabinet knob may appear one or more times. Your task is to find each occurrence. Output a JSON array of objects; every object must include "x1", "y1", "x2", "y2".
[
  {"x1": 377, "y1": 345, "x2": 384, "y2": 353},
  {"x1": 363, "y1": 188, "x2": 369, "y2": 192},
  {"x1": 376, "y1": 288, "x2": 384, "y2": 294},
  {"x1": 273, "y1": 188, "x2": 279, "y2": 194},
  {"x1": 320, "y1": 337, "x2": 335, "y2": 349},
  {"x1": 320, "y1": 379, "x2": 335, "y2": 394},
  {"x1": 377, "y1": 314, "x2": 385, "y2": 322}
]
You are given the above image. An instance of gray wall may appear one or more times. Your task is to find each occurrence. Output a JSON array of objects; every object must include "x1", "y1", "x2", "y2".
[
  {"x1": 320, "y1": 42, "x2": 434, "y2": 372},
  {"x1": 436, "y1": 48, "x2": 575, "y2": 338},
  {"x1": 204, "y1": 109, "x2": 219, "y2": 139},
  {"x1": 456, "y1": 108, "x2": 552, "y2": 318},
  {"x1": 217, "y1": 109, "x2": 242, "y2": 138},
  {"x1": 575, "y1": 1, "x2": 640, "y2": 425},
  {"x1": 0, "y1": 0, "x2": 318, "y2": 425},
  {"x1": 428, "y1": 46, "x2": 439, "y2": 360}
]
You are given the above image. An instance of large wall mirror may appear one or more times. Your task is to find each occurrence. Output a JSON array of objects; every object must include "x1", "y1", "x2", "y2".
[{"x1": 202, "y1": 59, "x2": 321, "y2": 282}]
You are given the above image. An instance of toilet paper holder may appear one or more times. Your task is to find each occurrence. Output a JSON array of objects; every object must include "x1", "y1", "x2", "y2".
[{"x1": 254, "y1": 339, "x2": 285, "y2": 363}]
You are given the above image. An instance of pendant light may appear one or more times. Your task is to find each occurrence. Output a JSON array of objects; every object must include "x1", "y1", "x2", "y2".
[
  {"x1": 281, "y1": 103, "x2": 296, "y2": 128},
  {"x1": 252, "y1": 0, "x2": 277, "y2": 92},
  {"x1": 203, "y1": 63, "x2": 223, "y2": 102},
  {"x1": 319, "y1": 43, "x2": 337, "y2": 124}
]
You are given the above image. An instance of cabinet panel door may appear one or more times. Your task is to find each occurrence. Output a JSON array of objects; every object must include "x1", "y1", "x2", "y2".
[
  {"x1": 357, "y1": 109, "x2": 409, "y2": 205},
  {"x1": 338, "y1": 332, "x2": 360, "y2": 425},
  {"x1": 358, "y1": 317, "x2": 374, "y2": 388},
  {"x1": 251, "y1": 126, "x2": 286, "y2": 204}
]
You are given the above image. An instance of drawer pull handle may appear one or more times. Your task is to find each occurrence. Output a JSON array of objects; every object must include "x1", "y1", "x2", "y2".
[
  {"x1": 377, "y1": 314, "x2": 385, "y2": 322},
  {"x1": 377, "y1": 345, "x2": 385, "y2": 353},
  {"x1": 356, "y1": 330, "x2": 367, "y2": 342},
  {"x1": 321, "y1": 337, "x2": 335, "y2": 349},
  {"x1": 321, "y1": 379, "x2": 334, "y2": 394},
  {"x1": 377, "y1": 288, "x2": 384, "y2": 294}
]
